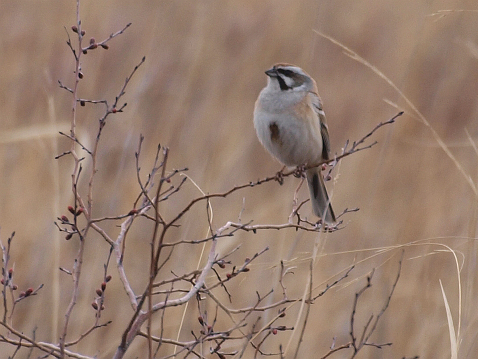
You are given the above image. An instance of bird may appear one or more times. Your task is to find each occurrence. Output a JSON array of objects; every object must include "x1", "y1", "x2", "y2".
[{"x1": 253, "y1": 63, "x2": 336, "y2": 224}]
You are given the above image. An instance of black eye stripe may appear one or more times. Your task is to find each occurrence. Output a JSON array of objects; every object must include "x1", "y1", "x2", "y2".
[
  {"x1": 277, "y1": 69, "x2": 295, "y2": 77},
  {"x1": 276, "y1": 76, "x2": 291, "y2": 91}
]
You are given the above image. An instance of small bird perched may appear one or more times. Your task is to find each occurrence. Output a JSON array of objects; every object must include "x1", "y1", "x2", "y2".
[{"x1": 253, "y1": 63, "x2": 336, "y2": 224}]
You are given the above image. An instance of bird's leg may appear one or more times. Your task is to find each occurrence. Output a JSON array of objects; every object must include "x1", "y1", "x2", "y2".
[
  {"x1": 293, "y1": 164, "x2": 306, "y2": 178},
  {"x1": 275, "y1": 166, "x2": 286, "y2": 185}
]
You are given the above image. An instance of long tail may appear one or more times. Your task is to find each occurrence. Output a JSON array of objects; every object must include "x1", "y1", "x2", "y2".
[{"x1": 306, "y1": 168, "x2": 336, "y2": 224}]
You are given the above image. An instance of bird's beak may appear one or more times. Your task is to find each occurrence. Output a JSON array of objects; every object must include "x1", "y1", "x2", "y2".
[{"x1": 265, "y1": 67, "x2": 278, "y2": 77}]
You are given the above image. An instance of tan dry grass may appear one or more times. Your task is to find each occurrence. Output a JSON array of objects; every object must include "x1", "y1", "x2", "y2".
[{"x1": 1, "y1": 0, "x2": 478, "y2": 358}]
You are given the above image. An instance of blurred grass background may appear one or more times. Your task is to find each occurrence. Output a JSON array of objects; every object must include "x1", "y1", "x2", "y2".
[{"x1": 1, "y1": 0, "x2": 478, "y2": 358}]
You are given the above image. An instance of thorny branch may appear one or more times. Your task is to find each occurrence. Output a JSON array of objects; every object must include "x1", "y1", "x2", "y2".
[
  {"x1": 0, "y1": 107, "x2": 403, "y2": 358},
  {"x1": 155, "y1": 111, "x2": 401, "y2": 234}
]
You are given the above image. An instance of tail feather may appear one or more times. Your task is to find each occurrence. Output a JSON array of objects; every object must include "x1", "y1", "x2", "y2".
[{"x1": 306, "y1": 168, "x2": 336, "y2": 224}]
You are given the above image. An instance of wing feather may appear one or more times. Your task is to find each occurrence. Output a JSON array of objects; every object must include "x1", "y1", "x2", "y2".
[{"x1": 310, "y1": 92, "x2": 332, "y2": 160}]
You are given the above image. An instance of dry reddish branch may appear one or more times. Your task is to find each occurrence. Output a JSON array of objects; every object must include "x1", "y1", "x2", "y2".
[
  {"x1": 0, "y1": 1, "x2": 404, "y2": 358},
  {"x1": 319, "y1": 253, "x2": 403, "y2": 359},
  {"x1": 56, "y1": 1, "x2": 141, "y2": 357}
]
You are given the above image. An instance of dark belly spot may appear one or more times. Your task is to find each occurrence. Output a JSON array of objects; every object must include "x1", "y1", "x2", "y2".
[{"x1": 269, "y1": 122, "x2": 282, "y2": 145}]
